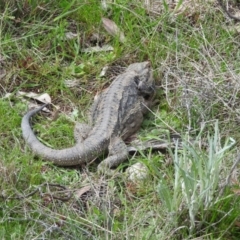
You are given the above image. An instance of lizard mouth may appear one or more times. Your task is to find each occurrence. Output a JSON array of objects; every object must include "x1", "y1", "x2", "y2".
[{"x1": 139, "y1": 86, "x2": 155, "y2": 100}]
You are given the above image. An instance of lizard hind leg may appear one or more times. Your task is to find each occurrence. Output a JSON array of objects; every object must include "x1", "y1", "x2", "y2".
[
  {"x1": 97, "y1": 137, "x2": 129, "y2": 175},
  {"x1": 74, "y1": 122, "x2": 92, "y2": 143}
]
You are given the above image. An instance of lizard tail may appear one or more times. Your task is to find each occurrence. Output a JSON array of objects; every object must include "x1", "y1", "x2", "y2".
[{"x1": 21, "y1": 104, "x2": 91, "y2": 166}]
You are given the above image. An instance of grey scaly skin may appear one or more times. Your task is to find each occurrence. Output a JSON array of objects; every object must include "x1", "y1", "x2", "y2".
[{"x1": 21, "y1": 61, "x2": 155, "y2": 171}]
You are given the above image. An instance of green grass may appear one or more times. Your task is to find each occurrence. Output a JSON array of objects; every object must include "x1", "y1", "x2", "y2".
[{"x1": 1, "y1": 0, "x2": 240, "y2": 239}]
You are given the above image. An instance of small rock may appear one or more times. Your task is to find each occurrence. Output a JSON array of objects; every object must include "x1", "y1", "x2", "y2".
[{"x1": 126, "y1": 162, "x2": 149, "y2": 182}]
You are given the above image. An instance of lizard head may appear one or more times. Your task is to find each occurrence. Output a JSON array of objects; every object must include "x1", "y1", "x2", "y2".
[{"x1": 126, "y1": 61, "x2": 155, "y2": 102}]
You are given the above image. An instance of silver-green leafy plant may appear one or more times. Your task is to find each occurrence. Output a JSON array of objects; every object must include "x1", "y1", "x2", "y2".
[{"x1": 157, "y1": 121, "x2": 235, "y2": 232}]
